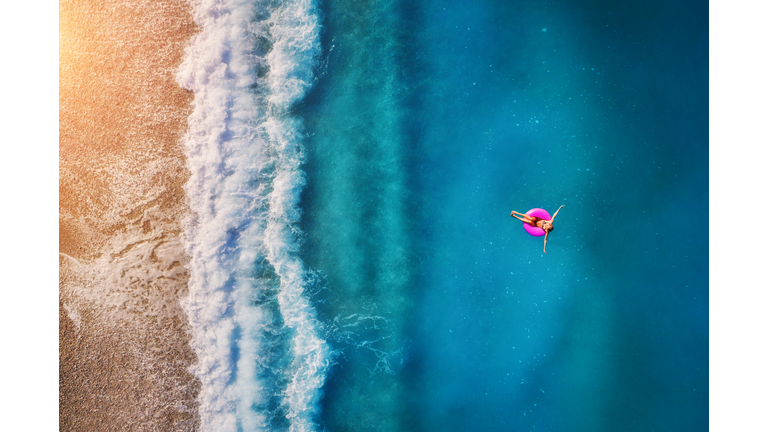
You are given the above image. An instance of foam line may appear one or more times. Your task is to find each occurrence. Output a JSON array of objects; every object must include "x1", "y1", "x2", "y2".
[{"x1": 177, "y1": 1, "x2": 327, "y2": 430}]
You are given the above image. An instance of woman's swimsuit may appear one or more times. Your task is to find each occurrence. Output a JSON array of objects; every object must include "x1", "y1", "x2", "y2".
[
  {"x1": 531, "y1": 217, "x2": 552, "y2": 231},
  {"x1": 519, "y1": 214, "x2": 552, "y2": 231}
]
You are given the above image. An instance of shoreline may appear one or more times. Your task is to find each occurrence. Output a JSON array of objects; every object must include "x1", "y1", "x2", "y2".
[{"x1": 59, "y1": 0, "x2": 200, "y2": 430}]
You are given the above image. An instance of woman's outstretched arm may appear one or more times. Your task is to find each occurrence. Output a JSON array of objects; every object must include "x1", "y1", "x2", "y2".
[
  {"x1": 543, "y1": 231, "x2": 549, "y2": 254},
  {"x1": 550, "y1": 205, "x2": 564, "y2": 222}
]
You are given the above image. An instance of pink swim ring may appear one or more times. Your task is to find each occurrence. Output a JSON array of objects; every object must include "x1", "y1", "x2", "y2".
[{"x1": 523, "y1": 208, "x2": 552, "y2": 237}]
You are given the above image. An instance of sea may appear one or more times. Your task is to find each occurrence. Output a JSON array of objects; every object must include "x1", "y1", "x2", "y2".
[{"x1": 177, "y1": 0, "x2": 708, "y2": 431}]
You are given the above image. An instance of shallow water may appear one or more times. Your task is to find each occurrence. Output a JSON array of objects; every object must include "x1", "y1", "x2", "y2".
[
  {"x1": 298, "y1": 0, "x2": 708, "y2": 431},
  {"x1": 174, "y1": 0, "x2": 708, "y2": 430}
]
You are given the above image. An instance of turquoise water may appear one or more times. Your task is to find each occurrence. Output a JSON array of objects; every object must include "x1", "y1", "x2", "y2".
[
  {"x1": 176, "y1": 0, "x2": 706, "y2": 430},
  {"x1": 298, "y1": 0, "x2": 708, "y2": 431}
]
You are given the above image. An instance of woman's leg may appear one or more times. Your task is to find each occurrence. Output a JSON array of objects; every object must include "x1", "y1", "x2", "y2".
[{"x1": 510, "y1": 211, "x2": 533, "y2": 224}]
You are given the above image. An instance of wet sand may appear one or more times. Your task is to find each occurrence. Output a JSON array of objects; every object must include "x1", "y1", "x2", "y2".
[{"x1": 59, "y1": 0, "x2": 200, "y2": 430}]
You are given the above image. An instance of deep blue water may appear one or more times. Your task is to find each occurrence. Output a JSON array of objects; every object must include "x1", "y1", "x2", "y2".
[{"x1": 297, "y1": 0, "x2": 707, "y2": 431}]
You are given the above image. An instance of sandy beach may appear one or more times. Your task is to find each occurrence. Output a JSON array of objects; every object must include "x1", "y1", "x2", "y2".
[{"x1": 59, "y1": 0, "x2": 200, "y2": 429}]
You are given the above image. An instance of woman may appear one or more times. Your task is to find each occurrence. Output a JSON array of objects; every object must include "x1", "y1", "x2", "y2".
[{"x1": 510, "y1": 205, "x2": 564, "y2": 254}]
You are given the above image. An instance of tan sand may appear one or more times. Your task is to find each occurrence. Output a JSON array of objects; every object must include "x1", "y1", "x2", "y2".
[{"x1": 59, "y1": 0, "x2": 201, "y2": 430}]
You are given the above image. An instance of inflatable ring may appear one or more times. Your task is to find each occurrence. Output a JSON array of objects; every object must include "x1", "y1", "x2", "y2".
[{"x1": 523, "y1": 208, "x2": 552, "y2": 237}]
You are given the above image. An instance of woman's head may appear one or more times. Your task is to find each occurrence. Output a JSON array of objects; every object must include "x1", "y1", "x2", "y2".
[{"x1": 543, "y1": 221, "x2": 554, "y2": 232}]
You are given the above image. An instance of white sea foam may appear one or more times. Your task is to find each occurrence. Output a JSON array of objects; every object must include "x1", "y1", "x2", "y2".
[{"x1": 177, "y1": 0, "x2": 328, "y2": 430}]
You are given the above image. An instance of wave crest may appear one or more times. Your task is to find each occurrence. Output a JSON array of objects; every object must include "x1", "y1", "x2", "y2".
[{"x1": 177, "y1": 1, "x2": 328, "y2": 431}]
